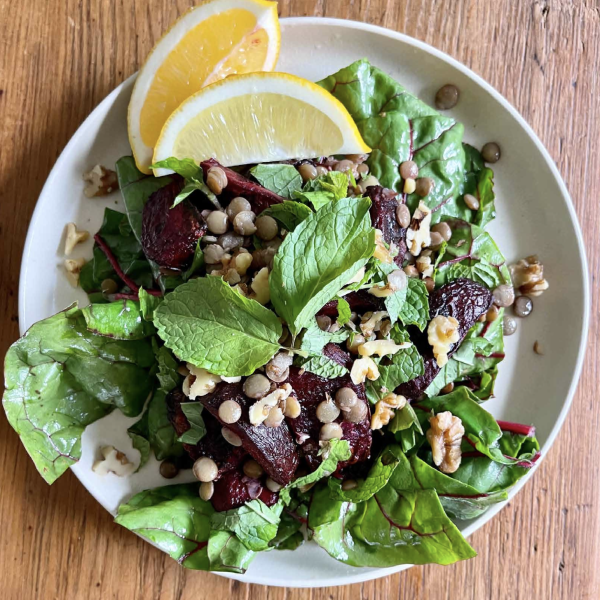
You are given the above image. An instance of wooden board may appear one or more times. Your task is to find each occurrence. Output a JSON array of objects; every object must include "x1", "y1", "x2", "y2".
[{"x1": 0, "y1": 1, "x2": 598, "y2": 598}]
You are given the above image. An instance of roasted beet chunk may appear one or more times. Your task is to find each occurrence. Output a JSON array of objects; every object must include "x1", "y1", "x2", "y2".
[
  {"x1": 201, "y1": 158, "x2": 284, "y2": 213},
  {"x1": 165, "y1": 388, "x2": 246, "y2": 471},
  {"x1": 212, "y1": 469, "x2": 279, "y2": 512},
  {"x1": 365, "y1": 185, "x2": 407, "y2": 266},
  {"x1": 397, "y1": 278, "x2": 493, "y2": 399},
  {"x1": 318, "y1": 289, "x2": 384, "y2": 319},
  {"x1": 200, "y1": 382, "x2": 299, "y2": 485},
  {"x1": 286, "y1": 365, "x2": 371, "y2": 471},
  {"x1": 141, "y1": 177, "x2": 206, "y2": 270}
]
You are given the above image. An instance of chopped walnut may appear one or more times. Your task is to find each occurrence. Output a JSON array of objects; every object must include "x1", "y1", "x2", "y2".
[
  {"x1": 183, "y1": 365, "x2": 222, "y2": 398},
  {"x1": 248, "y1": 383, "x2": 292, "y2": 426},
  {"x1": 406, "y1": 201, "x2": 432, "y2": 257},
  {"x1": 360, "y1": 311, "x2": 389, "y2": 337},
  {"x1": 346, "y1": 267, "x2": 366, "y2": 286},
  {"x1": 371, "y1": 393, "x2": 407, "y2": 430},
  {"x1": 426, "y1": 411, "x2": 465, "y2": 473},
  {"x1": 64, "y1": 257, "x2": 86, "y2": 287},
  {"x1": 350, "y1": 357, "x2": 380, "y2": 384},
  {"x1": 416, "y1": 255, "x2": 433, "y2": 278},
  {"x1": 427, "y1": 315, "x2": 460, "y2": 367},
  {"x1": 83, "y1": 164, "x2": 118, "y2": 197},
  {"x1": 92, "y1": 446, "x2": 135, "y2": 477},
  {"x1": 251, "y1": 267, "x2": 270, "y2": 305},
  {"x1": 64, "y1": 222, "x2": 90, "y2": 255},
  {"x1": 232, "y1": 251, "x2": 253, "y2": 276},
  {"x1": 509, "y1": 255, "x2": 549, "y2": 297},
  {"x1": 358, "y1": 339, "x2": 411, "y2": 357},
  {"x1": 373, "y1": 229, "x2": 395, "y2": 264}
]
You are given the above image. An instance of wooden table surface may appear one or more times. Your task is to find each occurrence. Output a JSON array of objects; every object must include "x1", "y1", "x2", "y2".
[{"x1": 1, "y1": 1, "x2": 599, "y2": 598}]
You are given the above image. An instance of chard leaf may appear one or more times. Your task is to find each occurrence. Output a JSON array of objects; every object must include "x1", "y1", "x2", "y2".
[
  {"x1": 366, "y1": 325, "x2": 424, "y2": 402},
  {"x1": 328, "y1": 444, "x2": 405, "y2": 502},
  {"x1": 115, "y1": 484, "x2": 212, "y2": 570},
  {"x1": 82, "y1": 300, "x2": 155, "y2": 340},
  {"x1": 249, "y1": 164, "x2": 303, "y2": 199},
  {"x1": 154, "y1": 277, "x2": 282, "y2": 377},
  {"x1": 178, "y1": 402, "x2": 206, "y2": 444},
  {"x1": 79, "y1": 208, "x2": 154, "y2": 298},
  {"x1": 207, "y1": 530, "x2": 256, "y2": 573},
  {"x1": 148, "y1": 389, "x2": 185, "y2": 461},
  {"x1": 260, "y1": 201, "x2": 313, "y2": 232},
  {"x1": 127, "y1": 411, "x2": 151, "y2": 472},
  {"x1": 270, "y1": 198, "x2": 375, "y2": 335},
  {"x1": 398, "y1": 278, "x2": 429, "y2": 331},
  {"x1": 2, "y1": 304, "x2": 156, "y2": 484},
  {"x1": 335, "y1": 296, "x2": 352, "y2": 326},
  {"x1": 270, "y1": 507, "x2": 306, "y2": 550},
  {"x1": 211, "y1": 499, "x2": 282, "y2": 551},
  {"x1": 298, "y1": 354, "x2": 348, "y2": 379},
  {"x1": 310, "y1": 455, "x2": 476, "y2": 567},
  {"x1": 280, "y1": 439, "x2": 351, "y2": 505},
  {"x1": 182, "y1": 239, "x2": 204, "y2": 281},
  {"x1": 318, "y1": 60, "x2": 467, "y2": 225},
  {"x1": 435, "y1": 220, "x2": 510, "y2": 289},
  {"x1": 460, "y1": 144, "x2": 496, "y2": 228},
  {"x1": 150, "y1": 157, "x2": 203, "y2": 180}
]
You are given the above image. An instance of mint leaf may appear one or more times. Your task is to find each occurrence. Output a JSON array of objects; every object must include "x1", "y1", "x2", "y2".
[
  {"x1": 366, "y1": 325, "x2": 424, "y2": 402},
  {"x1": 150, "y1": 157, "x2": 202, "y2": 179},
  {"x1": 328, "y1": 444, "x2": 405, "y2": 502},
  {"x1": 211, "y1": 499, "x2": 282, "y2": 551},
  {"x1": 299, "y1": 321, "x2": 349, "y2": 356},
  {"x1": 3, "y1": 304, "x2": 155, "y2": 484},
  {"x1": 270, "y1": 198, "x2": 375, "y2": 334},
  {"x1": 260, "y1": 201, "x2": 313, "y2": 232},
  {"x1": 300, "y1": 355, "x2": 348, "y2": 379},
  {"x1": 335, "y1": 296, "x2": 352, "y2": 325},
  {"x1": 302, "y1": 171, "x2": 349, "y2": 199},
  {"x1": 178, "y1": 402, "x2": 206, "y2": 444},
  {"x1": 384, "y1": 284, "x2": 408, "y2": 325},
  {"x1": 139, "y1": 288, "x2": 163, "y2": 321},
  {"x1": 280, "y1": 439, "x2": 351, "y2": 505},
  {"x1": 250, "y1": 164, "x2": 303, "y2": 199},
  {"x1": 82, "y1": 300, "x2": 155, "y2": 340},
  {"x1": 115, "y1": 484, "x2": 212, "y2": 571},
  {"x1": 292, "y1": 189, "x2": 336, "y2": 210},
  {"x1": 398, "y1": 277, "x2": 429, "y2": 331},
  {"x1": 155, "y1": 277, "x2": 282, "y2": 377}
]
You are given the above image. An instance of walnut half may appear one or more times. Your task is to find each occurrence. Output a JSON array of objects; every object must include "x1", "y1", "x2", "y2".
[
  {"x1": 427, "y1": 315, "x2": 460, "y2": 367},
  {"x1": 426, "y1": 411, "x2": 465, "y2": 474},
  {"x1": 509, "y1": 255, "x2": 549, "y2": 297},
  {"x1": 371, "y1": 393, "x2": 407, "y2": 430},
  {"x1": 83, "y1": 164, "x2": 118, "y2": 197}
]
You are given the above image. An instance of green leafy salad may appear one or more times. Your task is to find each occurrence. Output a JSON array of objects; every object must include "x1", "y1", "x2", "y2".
[{"x1": 3, "y1": 60, "x2": 543, "y2": 574}]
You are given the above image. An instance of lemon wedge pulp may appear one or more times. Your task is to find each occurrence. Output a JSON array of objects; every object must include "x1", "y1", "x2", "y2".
[
  {"x1": 152, "y1": 72, "x2": 371, "y2": 174},
  {"x1": 128, "y1": 0, "x2": 280, "y2": 173}
]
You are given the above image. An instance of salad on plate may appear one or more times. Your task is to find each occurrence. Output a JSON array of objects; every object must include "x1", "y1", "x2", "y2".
[{"x1": 3, "y1": 0, "x2": 551, "y2": 575}]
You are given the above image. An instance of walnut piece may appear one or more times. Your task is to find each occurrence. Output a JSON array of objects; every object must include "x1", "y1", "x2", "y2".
[
  {"x1": 358, "y1": 339, "x2": 411, "y2": 357},
  {"x1": 359, "y1": 310, "x2": 389, "y2": 338},
  {"x1": 92, "y1": 446, "x2": 135, "y2": 477},
  {"x1": 406, "y1": 201, "x2": 432, "y2": 257},
  {"x1": 350, "y1": 357, "x2": 380, "y2": 384},
  {"x1": 183, "y1": 365, "x2": 222, "y2": 398},
  {"x1": 248, "y1": 383, "x2": 292, "y2": 426},
  {"x1": 373, "y1": 229, "x2": 395, "y2": 264},
  {"x1": 251, "y1": 266, "x2": 271, "y2": 305},
  {"x1": 371, "y1": 393, "x2": 406, "y2": 430},
  {"x1": 64, "y1": 257, "x2": 86, "y2": 287},
  {"x1": 509, "y1": 255, "x2": 549, "y2": 296},
  {"x1": 83, "y1": 164, "x2": 118, "y2": 198},
  {"x1": 427, "y1": 315, "x2": 460, "y2": 367},
  {"x1": 64, "y1": 222, "x2": 90, "y2": 255},
  {"x1": 426, "y1": 411, "x2": 465, "y2": 473}
]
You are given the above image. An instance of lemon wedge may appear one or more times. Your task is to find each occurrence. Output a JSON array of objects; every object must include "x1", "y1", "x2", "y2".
[
  {"x1": 128, "y1": 0, "x2": 280, "y2": 173},
  {"x1": 152, "y1": 72, "x2": 371, "y2": 173}
]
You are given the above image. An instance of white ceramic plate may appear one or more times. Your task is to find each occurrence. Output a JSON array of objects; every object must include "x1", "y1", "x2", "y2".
[{"x1": 18, "y1": 17, "x2": 589, "y2": 588}]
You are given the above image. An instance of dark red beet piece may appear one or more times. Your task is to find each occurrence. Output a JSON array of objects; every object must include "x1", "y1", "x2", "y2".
[
  {"x1": 397, "y1": 278, "x2": 493, "y2": 399},
  {"x1": 364, "y1": 185, "x2": 407, "y2": 266},
  {"x1": 212, "y1": 469, "x2": 278, "y2": 512},
  {"x1": 141, "y1": 177, "x2": 206, "y2": 270},
  {"x1": 200, "y1": 382, "x2": 299, "y2": 485},
  {"x1": 201, "y1": 158, "x2": 284, "y2": 213},
  {"x1": 318, "y1": 289, "x2": 384, "y2": 319},
  {"x1": 166, "y1": 388, "x2": 246, "y2": 472},
  {"x1": 287, "y1": 361, "x2": 372, "y2": 472}
]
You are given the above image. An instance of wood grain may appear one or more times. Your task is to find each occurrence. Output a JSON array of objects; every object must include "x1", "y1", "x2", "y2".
[{"x1": 1, "y1": 0, "x2": 598, "y2": 598}]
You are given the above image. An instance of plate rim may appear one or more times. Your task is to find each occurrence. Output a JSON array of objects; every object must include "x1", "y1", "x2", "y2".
[{"x1": 17, "y1": 15, "x2": 591, "y2": 589}]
